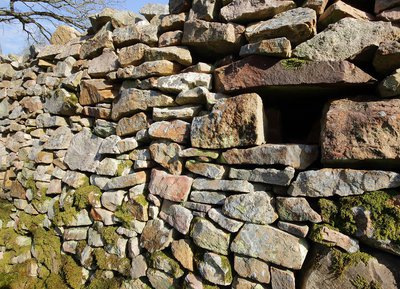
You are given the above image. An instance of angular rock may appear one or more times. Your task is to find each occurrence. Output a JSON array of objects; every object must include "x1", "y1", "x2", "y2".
[
  {"x1": 191, "y1": 218, "x2": 230, "y2": 255},
  {"x1": 147, "y1": 269, "x2": 176, "y2": 289},
  {"x1": 180, "y1": 147, "x2": 219, "y2": 159},
  {"x1": 191, "y1": 93, "x2": 265, "y2": 149},
  {"x1": 223, "y1": 191, "x2": 278, "y2": 224},
  {"x1": 171, "y1": 239, "x2": 194, "y2": 271},
  {"x1": 189, "y1": 0, "x2": 219, "y2": 21},
  {"x1": 122, "y1": 194, "x2": 149, "y2": 222},
  {"x1": 159, "y1": 30, "x2": 183, "y2": 47},
  {"x1": 148, "y1": 169, "x2": 193, "y2": 202},
  {"x1": 89, "y1": 8, "x2": 144, "y2": 31},
  {"x1": 303, "y1": 0, "x2": 329, "y2": 15},
  {"x1": 190, "y1": 190, "x2": 227, "y2": 205},
  {"x1": 155, "y1": 72, "x2": 212, "y2": 93},
  {"x1": 293, "y1": 18, "x2": 400, "y2": 61},
  {"x1": 234, "y1": 255, "x2": 270, "y2": 284},
  {"x1": 245, "y1": 8, "x2": 316, "y2": 45},
  {"x1": 101, "y1": 190, "x2": 125, "y2": 211},
  {"x1": 198, "y1": 252, "x2": 233, "y2": 286},
  {"x1": 140, "y1": 3, "x2": 169, "y2": 20},
  {"x1": 185, "y1": 161, "x2": 226, "y2": 179},
  {"x1": 288, "y1": 168, "x2": 400, "y2": 197},
  {"x1": 117, "y1": 60, "x2": 181, "y2": 79},
  {"x1": 215, "y1": 56, "x2": 375, "y2": 94},
  {"x1": 270, "y1": 267, "x2": 295, "y2": 289},
  {"x1": 116, "y1": 112, "x2": 149, "y2": 137},
  {"x1": 373, "y1": 41, "x2": 400, "y2": 75},
  {"x1": 88, "y1": 49, "x2": 119, "y2": 77},
  {"x1": 182, "y1": 19, "x2": 245, "y2": 56},
  {"x1": 169, "y1": 0, "x2": 191, "y2": 14},
  {"x1": 148, "y1": 120, "x2": 191, "y2": 144},
  {"x1": 378, "y1": 70, "x2": 400, "y2": 98},
  {"x1": 37, "y1": 44, "x2": 63, "y2": 60},
  {"x1": 221, "y1": 144, "x2": 319, "y2": 170},
  {"x1": 140, "y1": 219, "x2": 173, "y2": 253},
  {"x1": 44, "y1": 126, "x2": 74, "y2": 150},
  {"x1": 229, "y1": 167, "x2": 295, "y2": 186},
  {"x1": 221, "y1": 0, "x2": 296, "y2": 23},
  {"x1": 50, "y1": 25, "x2": 80, "y2": 45},
  {"x1": 98, "y1": 135, "x2": 121, "y2": 154},
  {"x1": 208, "y1": 208, "x2": 244, "y2": 233},
  {"x1": 321, "y1": 98, "x2": 400, "y2": 166},
  {"x1": 160, "y1": 204, "x2": 193, "y2": 235},
  {"x1": 277, "y1": 221, "x2": 309, "y2": 238},
  {"x1": 118, "y1": 43, "x2": 149, "y2": 67},
  {"x1": 44, "y1": 88, "x2": 78, "y2": 116},
  {"x1": 310, "y1": 225, "x2": 359, "y2": 253},
  {"x1": 150, "y1": 251, "x2": 184, "y2": 278},
  {"x1": 276, "y1": 197, "x2": 322, "y2": 223},
  {"x1": 64, "y1": 128, "x2": 103, "y2": 173},
  {"x1": 79, "y1": 79, "x2": 117, "y2": 106},
  {"x1": 104, "y1": 171, "x2": 147, "y2": 190},
  {"x1": 62, "y1": 171, "x2": 89, "y2": 188},
  {"x1": 153, "y1": 105, "x2": 202, "y2": 121},
  {"x1": 193, "y1": 178, "x2": 254, "y2": 193},
  {"x1": 80, "y1": 30, "x2": 114, "y2": 59},
  {"x1": 112, "y1": 86, "x2": 175, "y2": 121},
  {"x1": 240, "y1": 37, "x2": 291, "y2": 58},
  {"x1": 149, "y1": 141, "x2": 184, "y2": 175},
  {"x1": 377, "y1": 7, "x2": 400, "y2": 23},
  {"x1": 231, "y1": 224, "x2": 309, "y2": 270},
  {"x1": 131, "y1": 255, "x2": 148, "y2": 279},
  {"x1": 232, "y1": 278, "x2": 266, "y2": 289},
  {"x1": 112, "y1": 24, "x2": 158, "y2": 47},
  {"x1": 145, "y1": 46, "x2": 192, "y2": 66}
]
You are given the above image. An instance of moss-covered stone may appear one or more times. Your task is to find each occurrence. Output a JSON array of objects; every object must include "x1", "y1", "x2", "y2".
[
  {"x1": 0, "y1": 199, "x2": 14, "y2": 224},
  {"x1": 150, "y1": 251, "x2": 184, "y2": 278},
  {"x1": 16, "y1": 212, "x2": 45, "y2": 233},
  {"x1": 32, "y1": 227, "x2": 62, "y2": 273},
  {"x1": 351, "y1": 275, "x2": 383, "y2": 289},
  {"x1": 280, "y1": 58, "x2": 308, "y2": 69},
  {"x1": 116, "y1": 160, "x2": 133, "y2": 177},
  {"x1": 74, "y1": 185, "x2": 102, "y2": 209},
  {"x1": 330, "y1": 249, "x2": 372, "y2": 277},
  {"x1": 45, "y1": 273, "x2": 69, "y2": 289},
  {"x1": 100, "y1": 226, "x2": 119, "y2": 246},
  {"x1": 94, "y1": 248, "x2": 131, "y2": 276},
  {"x1": 62, "y1": 255, "x2": 83, "y2": 289},
  {"x1": 87, "y1": 271, "x2": 122, "y2": 289}
]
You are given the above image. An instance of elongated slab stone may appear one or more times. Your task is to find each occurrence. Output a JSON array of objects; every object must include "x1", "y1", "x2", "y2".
[
  {"x1": 229, "y1": 167, "x2": 295, "y2": 186},
  {"x1": 214, "y1": 56, "x2": 375, "y2": 94},
  {"x1": 221, "y1": 144, "x2": 318, "y2": 170},
  {"x1": 155, "y1": 72, "x2": 212, "y2": 94},
  {"x1": 149, "y1": 169, "x2": 193, "y2": 202},
  {"x1": 193, "y1": 178, "x2": 254, "y2": 193},
  {"x1": 288, "y1": 168, "x2": 400, "y2": 197},
  {"x1": 231, "y1": 224, "x2": 309, "y2": 270},
  {"x1": 191, "y1": 93, "x2": 265, "y2": 149},
  {"x1": 148, "y1": 120, "x2": 191, "y2": 144},
  {"x1": 321, "y1": 98, "x2": 400, "y2": 167},
  {"x1": 79, "y1": 79, "x2": 118, "y2": 106},
  {"x1": 220, "y1": 0, "x2": 296, "y2": 23}
]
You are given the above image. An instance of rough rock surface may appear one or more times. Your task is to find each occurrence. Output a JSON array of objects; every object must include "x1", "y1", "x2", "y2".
[{"x1": 149, "y1": 169, "x2": 193, "y2": 202}]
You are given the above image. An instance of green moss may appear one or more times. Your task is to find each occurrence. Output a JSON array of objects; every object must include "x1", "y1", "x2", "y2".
[
  {"x1": 87, "y1": 272, "x2": 121, "y2": 289},
  {"x1": 32, "y1": 227, "x2": 62, "y2": 273},
  {"x1": 150, "y1": 251, "x2": 184, "y2": 278},
  {"x1": 116, "y1": 160, "x2": 133, "y2": 177},
  {"x1": 319, "y1": 190, "x2": 400, "y2": 245},
  {"x1": 330, "y1": 249, "x2": 372, "y2": 277},
  {"x1": 16, "y1": 212, "x2": 45, "y2": 233},
  {"x1": 100, "y1": 226, "x2": 119, "y2": 246},
  {"x1": 45, "y1": 273, "x2": 69, "y2": 289},
  {"x1": 351, "y1": 275, "x2": 382, "y2": 289},
  {"x1": 52, "y1": 201, "x2": 79, "y2": 226},
  {"x1": 114, "y1": 203, "x2": 135, "y2": 228},
  {"x1": 74, "y1": 185, "x2": 102, "y2": 209},
  {"x1": 280, "y1": 58, "x2": 308, "y2": 69},
  {"x1": 25, "y1": 177, "x2": 38, "y2": 195},
  {"x1": 0, "y1": 260, "x2": 42, "y2": 289},
  {"x1": 93, "y1": 249, "x2": 130, "y2": 276},
  {"x1": 309, "y1": 224, "x2": 338, "y2": 247},
  {"x1": 0, "y1": 272, "x2": 17, "y2": 288},
  {"x1": 62, "y1": 255, "x2": 83, "y2": 289},
  {"x1": 0, "y1": 199, "x2": 13, "y2": 224}
]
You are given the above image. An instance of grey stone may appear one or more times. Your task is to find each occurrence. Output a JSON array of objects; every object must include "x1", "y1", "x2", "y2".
[
  {"x1": 270, "y1": 267, "x2": 295, "y2": 289},
  {"x1": 208, "y1": 208, "x2": 244, "y2": 233},
  {"x1": 189, "y1": 190, "x2": 227, "y2": 205},
  {"x1": 185, "y1": 161, "x2": 226, "y2": 179},
  {"x1": 277, "y1": 221, "x2": 309, "y2": 238},
  {"x1": 276, "y1": 197, "x2": 322, "y2": 223},
  {"x1": 192, "y1": 178, "x2": 254, "y2": 193},
  {"x1": 153, "y1": 105, "x2": 202, "y2": 121},
  {"x1": 44, "y1": 126, "x2": 74, "y2": 150},
  {"x1": 240, "y1": 37, "x2": 291, "y2": 58},
  {"x1": 234, "y1": 255, "x2": 270, "y2": 284},
  {"x1": 229, "y1": 167, "x2": 295, "y2": 186},
  {"x1": 155, "y1": 72, "x2": 212, "y2": 93},
  {"x1": 198, "y1": 252, "x2": 233, "y2": 286}
]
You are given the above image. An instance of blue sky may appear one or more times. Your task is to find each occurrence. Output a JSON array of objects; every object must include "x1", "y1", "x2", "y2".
[{"x1": 0, "y1": 0, "x2": 168, "y2": 55}]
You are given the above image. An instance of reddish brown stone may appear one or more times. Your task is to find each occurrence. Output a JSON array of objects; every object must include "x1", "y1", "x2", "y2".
[
  {"x1": 10, "y1": 180, "x2": 26, "y2": 199},
  {"x1": 81, "y1": 106, "x2": 111, "y2": 119},
  {"x1": 321, "y1": 98, "x2": 400, "y2": 167},
  {"x1": 214, "y1": 56, "x2": 375, "y2": 94},
  {"x1": 79, "y1": 79, "x2": 118, "y2": 106}
]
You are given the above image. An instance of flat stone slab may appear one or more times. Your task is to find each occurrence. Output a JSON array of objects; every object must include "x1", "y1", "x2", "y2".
[
  {"x1": 288, "y1": 168, "x2": 400, "y2": 197},
  {"x1": 229, "y1": 167, "x2": 295, "y2": 186},
  {"x1": 192, "y1": 178, "x2": 254, "y2": 193},
  {"x1": 214, "y1": 56, "x2": 375, "y2": 94},
  {"x1": 149, "y1": 169, "x2": 193, "y2": 202},
  {"x1": 231, "y1": 224, "x2": 309, "y2": 270},
  {"x1": 321, "y1": 98, "x2": 400, "y2": 167},
  {"x1": 221, "y1": 144, "x2": 319, "y2": 170}
]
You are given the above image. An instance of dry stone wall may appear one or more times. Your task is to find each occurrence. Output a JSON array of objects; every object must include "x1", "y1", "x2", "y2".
[{"x1": 1, "y1": 0, "x2": 400, "y2": 288}]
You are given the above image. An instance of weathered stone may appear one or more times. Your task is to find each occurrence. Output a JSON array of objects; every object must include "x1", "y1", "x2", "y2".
[
  {"x1": 64, "y1": 128, "x2": 103, "y2": 173},
  {"x1": 288, "y1": 168, "x2": 400, "y2": 197},
  {"x1": 89, "y1": 8, "x2": 144, "y2": 31},
  {"x1": 159, "y1": 30, "x2": 183, "y2": 47},
  {"x1": 182, "y1": 19, "x2": 245, "y2": 56},
  {"x1": 160, "y1": 204, "x2": 193, "y2": 235},
  {"x1": 117, "y1": 138, "x2": 139, "y2": 153},
  {"x1": 193, "y1": 178, "x2": 254, "y2": 193},
  {"x1": 50, "y1": 25, "x2": 80, "y2": 45},
  {"x1": 88, "y1": 49, "x2": 119, "y2": 77},
  {"x1": 147, "y1": 269, "x2": 176, "y2": 289},
  {"x1": 190, "y1": 191, "x2": 227, "y2": 205},
  {"x1": 318, "y1": 1, "x2": 373, "y2": 29},
  {"x1": 62, "y1": 171, "x2": 89, "y2": 188},
  {"x1": 44, "y1": 126, "x2": 73, "y2": 150},
  {"x1": 375, "y1": 0, "x2": 400, "y2": 13},
  {"x1": 378, "y1": 70, "x2": 400, "y2": 98},
  {"x1": 160, "y1": 13, "x2": 186, "y2": 31},
  {"x1": 117, "y1": 60, "x2": 181, "y2": 79},
  {"x1": 37, "y1": 44, "x2": 63, "y2": 60},
  {"x1": 185, "y1": 161, "x2": 225, "y2": 179},
  {"x1": 171, "y1": 239, "x2": 194, "y2": 271},
  {"x1": 277, "y1": 221, "x2": 309, "y2": 238},
  {"x1": 234, "y1": 255, "x2": 270, "y2": 284},
  {"x1": 44, "y1": 88, "x2": 78, "y2": 116},
  {"x1": 122, "y1": 194, "x2": 149, "y2": 222},
  {"x1": 104, "y1": 171, "x2": 147, "y2": 190},
  {"x1": 229, "y1": 167, "x2": 294, "y2": 186},
  {"x1": 145, "y1": 46, "x2": 192, "y2": 66},
  {"x1": 116, "y1": 112, "x2": 149, "y2": 137},
  {"x1": 64, "y1": 227, "x2": 88, "y2": 241},
  {"x1": 301, "y1": 246, "x2": 399, "y2": 289},
  {"x1": 169, "y1": 0, "x2": 191, "y2": 13},
  {"x1": 232, "y1": 278, "x2": 266, "y2": 289},
  {"x1": 373, "y1": 41, "x2": 400, "y2": 75},
  {"x1": 246, "y1": 8, "x2": 316, "y2": 45},
  {"x1": 150, "y1": 251, "x2": 184, "y2": 278},
  {"x1": 293, "y1": 18, "x2": 400, "y2": 61},
  {"x1": 118, "y1": 43, "x2": 149, "y2": 67},
  {"x1": 221, "y1": 0, "x2": 295, "y2": 23},
  {"x1": 53, "y1": 56, "x2": 75, "y2": 77},
  {"x1": 111, "y1": 87, "x2": 175, "y2": 121},
  {"x1": 79, "y1": 79, "x2": 117, "y2": 106},
  {"x1": 189, "y1": 0, "x2": 219, "y2": 21},
  {"x1": 215, "y1": 56, "x2": 375, "y2": 94},
  {"x1": 149, "y1": 169, "x2": 193, "y2": 202},
  {"x1": 191, "y1": 93, "x2": 265, "y2": 149},
  {"x1": 322, "y1": 98, "x2": 400, "y2": 166},
  {"x1": 140, "y1": 219, "x2": 173, "y2": 253},
  {"x1": 140, "y1": 3, "x2": 169, "y2": 20},
  {"x1": 131, "y1": 255, "x2": 148, "y2": 279},
  {"x1": 231, "y1": 224, "x2": 309, "y2": 270},
  {"x1": 80, "y1": 30, "x2": 114, "y2": 59},
  {"x1": 270, "y1": 267, "x2": 295, "y2": 289},
  {"x1": 191, "y1": 218, "x2": 230, "y2": 255},
  {"x1": 198, "y1": 252, "x2": 233, "y2": 286},
  {"x1": 303, "y1": 0, "x2": 329, "y2": 15},
  {"x1": 377, "y1": 6, "x2": 400, "y2": 23},
  {"x1": 149, "y1": 141, "x2": 184, "y2": 175},
  {"x1": 180, "y1": 148, "x2": 219, "y2": 159},
  {"x1": 221, "y1": 144, "x2": 318, "y2": 170},
  {"x1": 276, "y1": 197, "x2": 322, "y2": 223},
  {"x1": 310, "y1": 225, "x2": 360, "y2": 253},
  {"x1": 223, "y1": 191, "x2": 278, "y2": 224},
  {"x1": 240, "y1": 38, "x2": 291, "y2": 58},
  {"x1": 112, "y1": 24, "x2": 158, "y2": 47},
  {"x1": 100, "y1": 190, "x2": 125, "y2": 211},
  {"x1": 153, "y1": 105, "x2": 202, "y2": 121},
  {"x1": 148, "y1": 120, "x2": 191, "y2": 144},
  {"x1": 155, "y1": 72, "x2": 212, "y2": 93},
  {"x1": 208, "y1": 208, "x2": 243, "y2": 233}
]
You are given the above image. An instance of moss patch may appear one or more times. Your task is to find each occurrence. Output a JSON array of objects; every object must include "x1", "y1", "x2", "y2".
[
  {"x1": 280, "y1": 58, "x2": 308, "y2": 69},
  {"x1": 330, "y1": 249, "x2": 372, "y2": 277},
  {"x1": 32, "y1": 227, "x2": 62, "y2": 273},
  {"x1": 87, "y1": 272, "x2": 122, "y2": 289},
  {"x1": 74, "y1": 185, "x2": 102, "y2": 209},
  {"x1": 351, "y1": 275, "x2": 382, "y2": 289},
  {"x1": 0, "y1": 199, "x2": 14, "y2": 224},
  {"x1": 116, "y1": 160, "x2": 133, "y2": 177},
  {"x1": 319, "y1": 190, "x2": 400, "y2": 245},
  {"x1": 62, "y1": 255, "x2": 83, "y2": 289}
]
